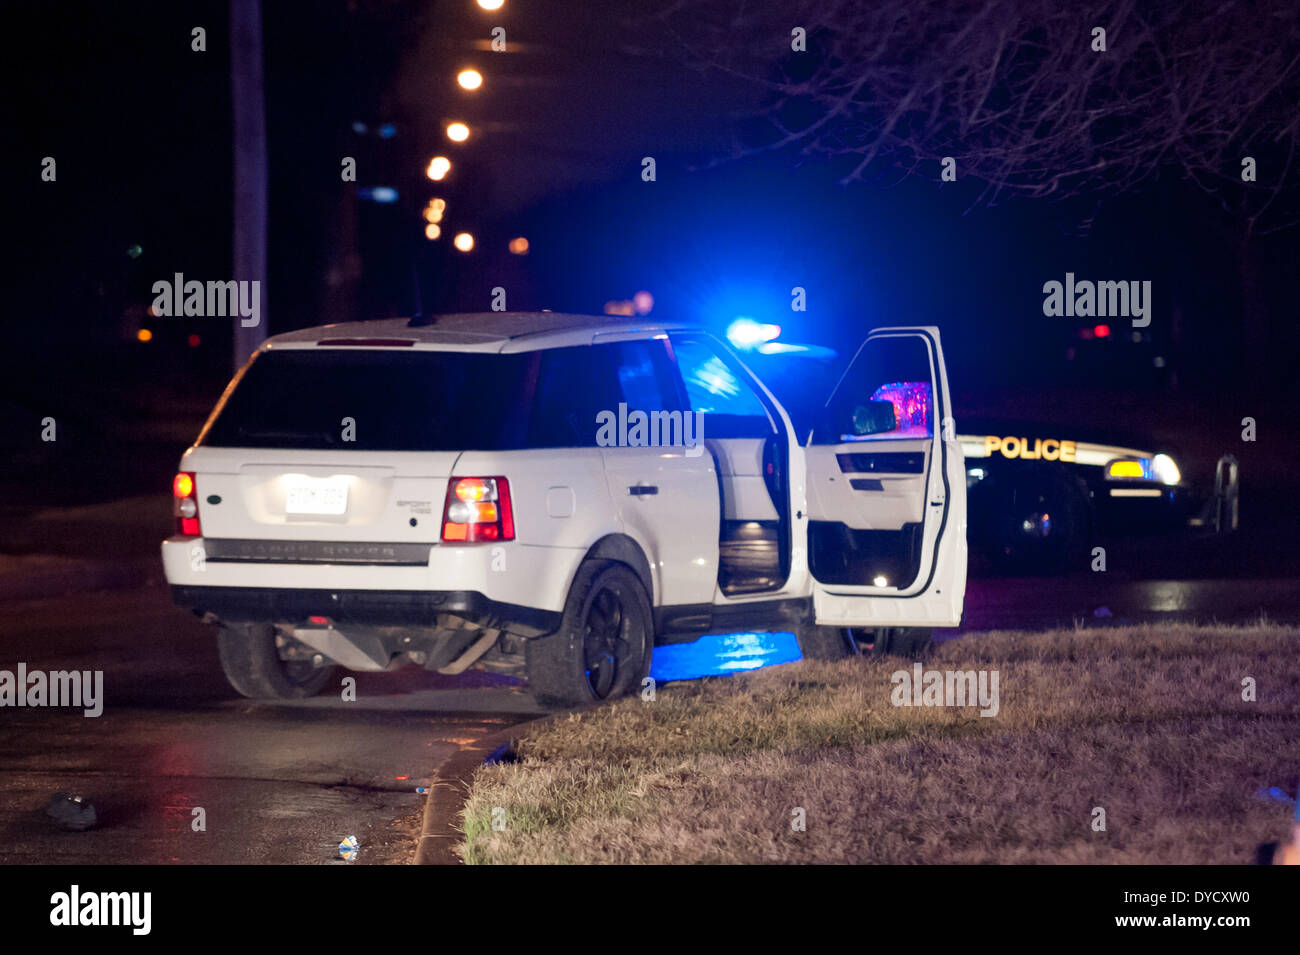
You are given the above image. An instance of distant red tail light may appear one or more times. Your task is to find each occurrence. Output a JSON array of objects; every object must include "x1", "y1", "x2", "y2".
[
  {"x1": 173, "y1": 471, "x2": 201, "y2": 537},
  {"x1": 441, "y1": 476, "x2": 514, "y2": 543}
]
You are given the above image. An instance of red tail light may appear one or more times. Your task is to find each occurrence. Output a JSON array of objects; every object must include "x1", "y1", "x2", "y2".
[
  {"x1": 441, "y1": 476, "x2": 514, "y2": 543},
  {"x1": 173, "y1": 471, "x2": 201, "y2": 536}
]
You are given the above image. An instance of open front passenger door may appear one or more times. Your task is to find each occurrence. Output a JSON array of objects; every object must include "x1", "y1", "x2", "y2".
[{"x1": 803, "y1": 326, "x2": 966, "y2": 628}]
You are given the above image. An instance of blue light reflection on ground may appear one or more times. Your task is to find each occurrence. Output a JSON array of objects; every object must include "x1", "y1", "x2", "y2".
[{"x1": 649, "y1": 631, "x2": 803, "y2": 683}]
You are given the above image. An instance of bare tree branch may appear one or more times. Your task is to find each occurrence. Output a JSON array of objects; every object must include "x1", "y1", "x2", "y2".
[{"x1": 661, "y1": 0, "x2": 1300, "y2": 229}]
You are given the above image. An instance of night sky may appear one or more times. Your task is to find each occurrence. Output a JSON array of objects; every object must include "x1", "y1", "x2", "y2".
[{"x1": 10, "y1": 1, "x2": 1299, "y2": 458}]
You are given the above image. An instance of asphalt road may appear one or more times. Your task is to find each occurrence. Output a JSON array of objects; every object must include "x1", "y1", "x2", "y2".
[
  {"x1": 957, "y1": 516, "x2": 1300, "y2": 632},
  {"x1": 957, "y1": 574, "x2": 1300, "y2": 633},
  {"x1": 2, "y1": 514, "x2": 1298, "y2": 865},
  {"x1": 0, "y1": 586, "x2": 543, "y2": 865}
]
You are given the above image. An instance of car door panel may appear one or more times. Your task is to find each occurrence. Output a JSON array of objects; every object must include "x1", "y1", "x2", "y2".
[
  {"x1": 807, "y1": 445, "x2": 931, "y2": 529},
  {"x1": 600, "y1": 444, "x2": 719, "y2": 607},
  {"x1": 592, "y1": 336, "x2": 721, "y2": 608}
]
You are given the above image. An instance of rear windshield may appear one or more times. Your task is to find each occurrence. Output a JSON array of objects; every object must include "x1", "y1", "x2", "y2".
[
  {"x1": 202, "y1": 348, "x2": 533, "y2": 451},
  {"x1": 201, "y1": 340, "x2": 684, "y2": 451}
]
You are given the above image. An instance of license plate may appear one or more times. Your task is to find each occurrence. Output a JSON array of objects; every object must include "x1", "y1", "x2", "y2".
[{"x1": 285, "y1": 477, "x2": 349, "y2": 516}]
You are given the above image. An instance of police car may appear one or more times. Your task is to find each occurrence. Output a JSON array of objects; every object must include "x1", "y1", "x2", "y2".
[
  {"x1": 958, "y1": 420, "x2": 1239, "y2": 572},
  {"x1": 162, "y1": 314, "x2": 967, "y2": 705}
]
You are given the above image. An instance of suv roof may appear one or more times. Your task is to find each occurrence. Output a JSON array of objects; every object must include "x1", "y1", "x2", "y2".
[{"x1": 263, "y1": 313, "x2": 695, "y2": 353}]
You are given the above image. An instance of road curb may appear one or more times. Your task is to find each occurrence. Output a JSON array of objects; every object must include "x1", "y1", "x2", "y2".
[{"x1": 414, "y1": 717, "x2": 547, "y2": 865}]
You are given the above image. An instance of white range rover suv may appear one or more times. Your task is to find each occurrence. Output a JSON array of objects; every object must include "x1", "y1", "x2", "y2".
[{"x1": 162, "y1": 313, "x2": 967, "y2": 706}]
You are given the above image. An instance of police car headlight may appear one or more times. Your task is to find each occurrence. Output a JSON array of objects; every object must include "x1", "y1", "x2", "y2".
[{"x1": 1152, "y1": 453, "x2": 1180, "y2": 486}]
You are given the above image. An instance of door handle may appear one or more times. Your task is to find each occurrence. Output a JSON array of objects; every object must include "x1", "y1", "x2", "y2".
[{"x1": 628, "y1": 485, "x2": 659, "y2": 496}]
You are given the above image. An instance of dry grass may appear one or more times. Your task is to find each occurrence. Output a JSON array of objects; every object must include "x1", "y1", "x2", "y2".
[{"x1": 458, "y1": 621, "x2": 1300, "y2": 864}]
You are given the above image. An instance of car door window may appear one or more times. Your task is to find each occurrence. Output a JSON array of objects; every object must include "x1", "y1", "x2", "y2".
[
  {"x1": 669, "y1": 336, "x2": 775, "y2": 439},
  {"x1": 612, "y1": 339, "x2": 684, "y2": 414},
  {"x1": 527, "y1": 345, "x2": 623, "y2": 448},
  {"x1": 814, "y1": 336, "x2": 934, "y2": 443}
]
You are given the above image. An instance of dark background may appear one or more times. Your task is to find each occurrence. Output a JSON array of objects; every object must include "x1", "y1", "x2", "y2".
[{"x1": 7, "y1": 0, "x2": 1298, "y2": 501}]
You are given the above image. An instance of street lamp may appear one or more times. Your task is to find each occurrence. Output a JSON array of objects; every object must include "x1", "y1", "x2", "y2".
[
  {"x1": 508, "y1": 237, "x2": 529, "y2": 255},
  {"x1": 446, "y1": 122, "x2": 470, "y2": 142},
  {"x1": 425, "y1": 224, "x2": 442, "y2": 240},
  {"x1": 454, "y1": 232, "x2": 475, "y2": 252},
  {"x1": 426, "y1": 156, "x2": 451, "y2": 180},
  {"x1": 457, "y1": 69, "x2": 483, "y2": 91},
  {"x1": 476, "y1": 0, "x2": 504, "y2": 10}
]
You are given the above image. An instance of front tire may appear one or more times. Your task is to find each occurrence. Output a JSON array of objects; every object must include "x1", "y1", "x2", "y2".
[
  {"x1": 526, "y1": 560, "x2": 653, "y2": 708},
  {"x1": 217, "y1": 622, "x2": 337, "y2": 700},
  {"x1": 863, "y1": 627, "x2": 933, "y2": 657},
  {"x1": 796, "y1": 625, "x2": 855, "y2": 660}
]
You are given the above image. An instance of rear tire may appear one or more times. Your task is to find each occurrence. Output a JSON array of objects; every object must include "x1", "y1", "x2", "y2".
[
  {"x1": 217, "y1": 622, "x2": 337, "y2": 700},
  {"x1": 526, "y1": 560, "x2": 653, "y2": 708}
]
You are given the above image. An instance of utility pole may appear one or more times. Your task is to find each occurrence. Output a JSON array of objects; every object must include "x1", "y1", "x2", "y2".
[{"x1": 230, "y1": 0, "x2": 268, "y2": 371}]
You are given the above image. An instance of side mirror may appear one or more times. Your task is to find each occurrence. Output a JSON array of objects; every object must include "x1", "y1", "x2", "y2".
[
  {"x1": 850, "y1": 400, "x2": 897, "y2": 437},
  {"x1": 819, "y1": 399, "x2": 896, "y2": 442}
]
